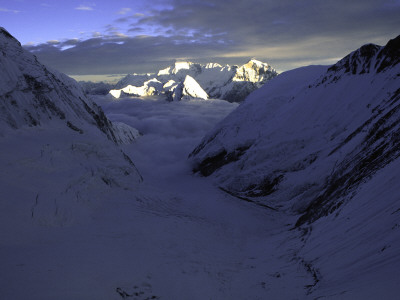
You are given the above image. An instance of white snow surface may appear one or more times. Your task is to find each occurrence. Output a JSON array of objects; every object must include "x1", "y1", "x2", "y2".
[
  {"x1": 191, "y1": 54, "x2": 400, "y2": 211},
  {"x1": 2, "y1": 92, "x2": 399, "y2": 299},
  {"x1": 181, "y1": 75, "x2": 209, "y2": 100}
]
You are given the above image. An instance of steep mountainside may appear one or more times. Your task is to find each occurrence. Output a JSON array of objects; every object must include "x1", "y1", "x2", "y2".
[
  {"x1": 190, "y1": 36, "x2": 400, "y2": 219},
  {"x1": 189, "y1": 35, "x2": 400, "y2": 297},
  {"x1": 109, "y1": 59, "x2": 278, "y2": 102},
  {"x1": 0, "y1": 27, "x2": 140, "y2": 144},
  {"x1": 165, "y1": 75, "x2": 209, "y2": 101},
  {"x1": 0, "y1": 27, "x2": 142, "y2": 225}
]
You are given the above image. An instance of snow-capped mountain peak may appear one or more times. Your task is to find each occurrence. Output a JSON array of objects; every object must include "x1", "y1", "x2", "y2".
[
  {"x1": 0, "y1": 27, "x2": 21, "y2": 46},
  {"x1": 157, "y1": 66, "x2": 171, "y2": 76},
  {"x1": 204, "y1": 62, "x2": 223, "y2": 69},
  {"x1": 326, "y1": 44, "x2": 381, "y2": 76},
  {"x1": 181, "y1": 75, "x2": 209, "y2": 100},
  {"x1": 375, "y1": 34, "x2": 400, "y2": 72},
  {"x1": 232, "y1": 59, "x2": 277, "y2": 83},
  {"x1": 109, "y1": 59, "x2": 278, "y2": 102},
  {"x1": 318, "y1": 35, "x2": 399, "y2": 85},
  {"x1": 171, "y1": 61, "x2": 193, "y2": 74},
  {"x1": 157, "y1": 61, "x2": 198, "y2": 77}
]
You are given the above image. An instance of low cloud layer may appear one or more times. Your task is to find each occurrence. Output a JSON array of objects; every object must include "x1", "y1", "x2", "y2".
[
  {"x1": 94, "y1": 96, "x2": 238, "y2": 173},
  {"x1": 25, "y1": 0, "x2": 400, "y2": 76}
]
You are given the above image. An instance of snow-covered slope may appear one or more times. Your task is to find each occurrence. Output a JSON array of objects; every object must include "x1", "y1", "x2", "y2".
[
  {"x1": 110, "y1": 78, "x2": 163, "y2": 98},
  {"x1": 190, "y1": 36, "x2": 400, "y2": 216},
  {"x1": 109, "y1": 60, "x2": 278, "y2": 102},
  {"x1": 190, "y1": 35, "x2": 400, "y2": 296},
  {"x1": 0, "y1": 27, "x2": 140, "y2": 144},
  {"x1": 0, "y1": 27, "x2": 142, "y2": 226},
  {"x1": 165, "y1": 75, "x2": 209, "y2": 101}
]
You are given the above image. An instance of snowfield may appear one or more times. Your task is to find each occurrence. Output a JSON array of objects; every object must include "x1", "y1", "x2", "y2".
[
  {"x1": 0, "y1": 96, "x2": 312, "y2": 299},
  {"x1": 2, "y1": 94, "x2": 399, "y2": 299}
]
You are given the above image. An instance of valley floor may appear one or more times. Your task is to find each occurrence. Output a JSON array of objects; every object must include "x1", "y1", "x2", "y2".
[
  {"x1": 92, "y1": 97, "x2": 314, "y2": 299},
  {"x1": 1, "y1": 96, "x2": 399, "y2": 299}
]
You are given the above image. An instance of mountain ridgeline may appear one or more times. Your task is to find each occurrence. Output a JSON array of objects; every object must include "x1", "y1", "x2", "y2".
[{"x1": 108, "y1": 60, "x2": 278, "y2": 102}]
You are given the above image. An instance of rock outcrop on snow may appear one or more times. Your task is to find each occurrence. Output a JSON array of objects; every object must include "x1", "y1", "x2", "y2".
[{"x1": 109, "y1": 59, "x2": 278, "y2": 102}]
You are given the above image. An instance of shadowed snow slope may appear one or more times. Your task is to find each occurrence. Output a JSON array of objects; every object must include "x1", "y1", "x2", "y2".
[
  {"x1": 0, "y1": 27, "x2": 142, "y2": 229},
  {"x1": 190, "y1": 35, "x2": 400, "y2": 297},
  {"x1": 190, "y1": 35, "x2": 400, "y2": 218}
]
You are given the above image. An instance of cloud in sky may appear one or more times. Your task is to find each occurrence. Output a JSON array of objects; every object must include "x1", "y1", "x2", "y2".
[
  {"x1": 0, "y1": 7, "x2": 21, "y2": 13},
  {"x1": 26, "y1": 33, "x2": 233, "y2": 75},
  {"x1": 25, "y1": 0, "x2": 400, "y2": 77},
  {"x1": 75, "y1": 4, "x2": 95, "y2": 11},
  {"x1": 118, "y1": 7, "x2": 131, "y2": 15}
]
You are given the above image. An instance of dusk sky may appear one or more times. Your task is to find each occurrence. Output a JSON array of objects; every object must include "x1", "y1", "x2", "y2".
[{"x1": 2, "y1": 0, "x2": 400, "y2": 81}]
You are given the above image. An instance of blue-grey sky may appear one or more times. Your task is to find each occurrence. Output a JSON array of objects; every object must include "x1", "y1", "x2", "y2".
[{"x1": 2, "y1": 0, "x2": 400, "y2": 80}]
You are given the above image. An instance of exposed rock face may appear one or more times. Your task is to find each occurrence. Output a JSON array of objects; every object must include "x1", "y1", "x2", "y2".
[
  {"x1": 190, "y1": 35, "x2": 400, "y2": 226},
  {"x1": 109, "y1": 59, "x2": 278, "y2": 102},
  {"x1": 319, "y1": 36, "x2": 399, "y2": 85}
]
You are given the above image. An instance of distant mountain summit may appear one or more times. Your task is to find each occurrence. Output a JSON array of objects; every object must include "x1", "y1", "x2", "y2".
[{"x1": 109, "y1": 59, "x2": 278, "y2": 102}]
